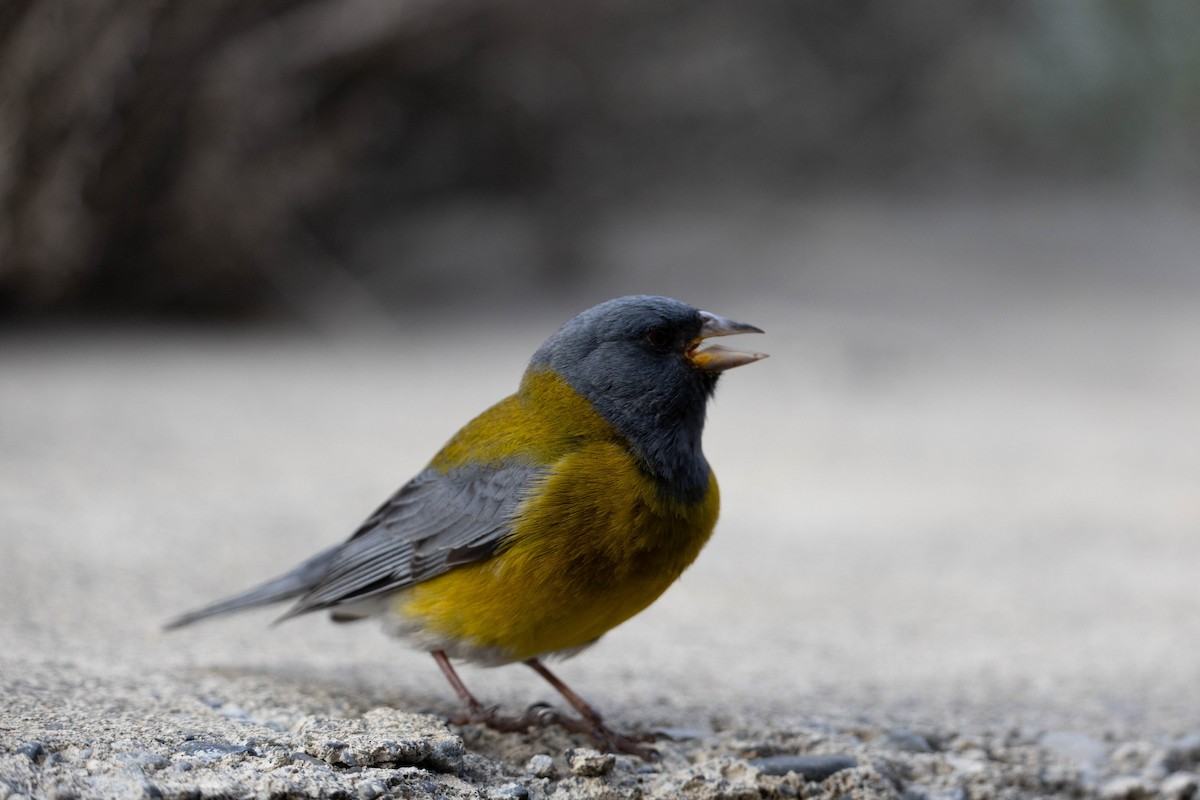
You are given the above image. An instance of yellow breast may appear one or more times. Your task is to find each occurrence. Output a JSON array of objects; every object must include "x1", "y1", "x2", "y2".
[{"x1": 393, "y1": 370, "x2": 720, "y2": 663}]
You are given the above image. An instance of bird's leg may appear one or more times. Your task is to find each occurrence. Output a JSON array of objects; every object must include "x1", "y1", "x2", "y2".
[
  {"x1": 431, "y1": 650, "x2": 546, "y2": 733},
  {"x1": 431, "y1": 651, "x2": 656, "y2": 758},
  {"x1": 432, "y1": 650, "x2": 489, "y2": 721},
  {"x1": 524, "y1": 658, "x2": 657, "y2": 760}
]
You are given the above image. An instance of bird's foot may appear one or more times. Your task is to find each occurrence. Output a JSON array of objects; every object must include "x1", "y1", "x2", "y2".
[
  {"x1": 449, "y1": 702, "x2": 657, "y2": 760},
  {"x1": 526, "y1": 703, "x2": 659, "y2": 760},
  {"x1": 586, "y1": 721, "x2": 659, "y2": 761}
]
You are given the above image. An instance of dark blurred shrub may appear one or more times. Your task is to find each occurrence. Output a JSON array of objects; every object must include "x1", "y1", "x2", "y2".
[{"x1": 0, "y1": 0, "x2": 1196, "y2": 317}]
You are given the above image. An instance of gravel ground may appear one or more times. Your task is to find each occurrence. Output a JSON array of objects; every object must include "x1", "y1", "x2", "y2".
[{"x1": 3, "y1": 193, "x2": 1199, "y2": 798}]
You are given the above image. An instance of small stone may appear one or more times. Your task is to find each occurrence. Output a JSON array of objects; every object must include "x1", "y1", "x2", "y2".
[
  {"x1": 1040, "y1": 731, "x2": 1107, "y2": 767},
  {"x1": 1099, "y1": 776, "x2": 1154, "y2": 800},
  {"x1": 1177, "y1": 735, "x2": 1200, "y2": 759},
  {"x1": 1163, "y1": 735, "x2": 1200, "y2": 773},
  {"x1": 949, "y1": 735, "x2": 985, "y2": 753},
  {"x1": 15, "y1": 742, "x2": 47, "y2": 763},
  {"x1": 567, "y1": 748, "x2": 616, "y2": 777},
  {"x1": 748, "y1": 754, "x2": 858, "y2": 781},
  {"x1": 946, "y1": 754, "x2": 989, "y2": 779},
  {"x1": 217, "y1": 703, "x2": 250, "y2": 721},
  {"x1": 902, "y1": 785, "x2": 968, "y2": 800},
  {"x1": 177, "y1": 741, "x2": 256, "y2": 761},
  {"x1": 1111, "y1": 742, "x2": 1155, "y2": 772},
  {"x1": 356, "y1": 779, "x2": 389, "y2": 800},
  {"x1": 122, "y1": 751, "x2": 170, "y2": 771},
  {"x1": 288, "y1": 751, "x2": 328, "y2": 766},
  {"x1": 883, "y1": 730, "x2": 933, "y2": 753},
  {"x1": 526, "y1": 754, "x2": 557, "y2": 779},
  {"x1": 818, "y1": 764, "x2": 897, "y2": 798},
  {"x1": 1161, "y1": 772, "x2": 1199, "y2": 800},
  {"x1": 487, "y1": 784, "x2": 530, "y2": 799}
]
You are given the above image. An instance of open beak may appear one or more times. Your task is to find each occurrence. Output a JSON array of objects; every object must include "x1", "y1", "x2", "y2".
[{"x1": 687, "y1": 310, "x2": 768, "y2": 372}]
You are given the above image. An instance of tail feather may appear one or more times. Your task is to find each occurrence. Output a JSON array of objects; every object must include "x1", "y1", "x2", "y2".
[{"x1": 164, "y1": 545, "x2": 338, "y2": 630}]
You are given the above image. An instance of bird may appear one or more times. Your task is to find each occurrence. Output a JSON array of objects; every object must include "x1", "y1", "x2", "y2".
[{"x1": 167, "y1": 295, "x2": 766, "y2": 758}]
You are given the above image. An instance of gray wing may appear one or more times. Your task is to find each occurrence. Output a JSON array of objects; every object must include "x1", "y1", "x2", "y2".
[
  {"x1": 284, "y1": 462, "x2": 540, "y2": 617},
  {"x1": 166, "y1": 461, "x2": 542, "y2": 628}
]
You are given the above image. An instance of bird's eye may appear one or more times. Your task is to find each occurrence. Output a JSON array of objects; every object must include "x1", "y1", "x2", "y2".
[{"x1": 645, "y1": 327, "x2": 670, "y2": 349}]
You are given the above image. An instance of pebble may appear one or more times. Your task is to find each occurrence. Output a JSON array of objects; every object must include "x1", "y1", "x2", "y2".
[
  {"x1": 1178, "y1": 734, "x2": 1200, "y2": 756},
  {"x1": 1161, "y1": 771, "x2": 1199, "y2": 800},
  {"x1": 567, "y1": 748, "x2": 616, "y2": 777},
  {"x1": 216, "y1": 703, "x2": 250, "y2": 721},
  {"x1": 525, "y1": 753, "x2": 557, "y2": 779},
  {"x1": 116, "y1": 751, "x2": 170, "y2": 771},
  {"x1": 883, "y1": 730, "x2": 934, "y2": 753},
  {"x1": 748, "y1": 754, "x2": 858, "y2": 780},
  {"x1": 1111, "y1": 742, "x2": 1155, "y2": 773},
  {"x1": 14, "y1": 742, "x2": 47, "y2": 763},
  {"x1": 1040, "y1": 731, "x2": 1108, "y2": 767},
  {"x1": 288, "y1": 751, "x2": 329, "y2": 766},
  {"x1": 355, "y1": 778, "x2": 390, "y2": 800},
  {"x1": 487, "y1": 783, "x2": 530, "y2": 799},
  {"x1": 177, "y1": 741, "x2": 256, "y2": 760},
  {"x1": 1099, "y1": 776, "x2": 1155, "y2": 800},
  {"x1": 1163, "y1": 734, "x2": 1200, "y2": 773},
  {"x1": 903, "y1": 785, "x2": 968, "y2": 800}
]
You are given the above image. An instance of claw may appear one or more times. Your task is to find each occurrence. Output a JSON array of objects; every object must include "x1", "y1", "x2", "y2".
[
  {"x1": 526, "y1": 703, "x2": 561, "y2": 726},
  {"x1": 589, "y1": 723, "x2": 659, "y2": 760},
  {"x1": 432, "y1": 650, "x2": 659, "y2": 760}
]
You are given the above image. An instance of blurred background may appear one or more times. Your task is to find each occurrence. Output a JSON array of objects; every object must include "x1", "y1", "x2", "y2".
[
  {"x1": 2, "y1": 0, "x2": 1198, "y2": 320},
  {"x1": 2, "y1": 0, "x2": 1199, "y2": 732}
]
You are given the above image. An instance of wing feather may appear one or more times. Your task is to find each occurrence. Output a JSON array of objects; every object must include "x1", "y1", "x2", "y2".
[
  {"x1": 168, "y1": 460, "x2": 544, "y2": 628},
  {"x1": 280, "y1": 462, "x2": 541, "y2": 617}
]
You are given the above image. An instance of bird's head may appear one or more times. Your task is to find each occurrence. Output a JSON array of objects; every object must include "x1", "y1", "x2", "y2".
[{"x1": 528, "y1": 295, "x2": 766, "y2": 500}]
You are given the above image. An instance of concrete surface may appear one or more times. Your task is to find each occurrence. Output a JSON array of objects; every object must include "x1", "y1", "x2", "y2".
[{"x1": 2, "y1": 192, "x2": 1199, "y2": 798}]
